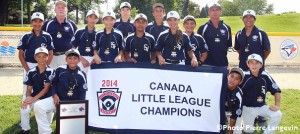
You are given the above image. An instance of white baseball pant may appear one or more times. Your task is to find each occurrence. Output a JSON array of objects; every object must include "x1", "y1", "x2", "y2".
[
  {"x1": 77, "y1": 56, "x2": 93, "y2": 74},
  {"x1": 34, "y1": 97, "x2": 56, "y2": 134},
  {"x1": 242, "y1": 105, "x2": 282, "y2": 134}
]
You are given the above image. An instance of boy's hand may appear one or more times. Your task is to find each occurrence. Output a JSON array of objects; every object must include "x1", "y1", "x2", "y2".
[
  {"x1": 81, "y1": 57, "x2": 90, "y2": 67},
  {"x1": 94, "y1": 55, "x2": 102, "y2": 64},
  {"x1": 191, "y1": 57, "x2": 198, "y2": 67},
  {"x1": 158, "y1": 57, "x2": 165, "y2": 66},
  {"x1": 21, "y1": 102, "x2": 29, "y2": 109},
  {"x1": 114, "y1": 56, "x2": 123, "y2": 63},
  {"x1": 269, "y1": 105, "x2": 280, "y2": 111},
  {"x1": 53, "y1": 94, "x2": 60, "y2": 105}
]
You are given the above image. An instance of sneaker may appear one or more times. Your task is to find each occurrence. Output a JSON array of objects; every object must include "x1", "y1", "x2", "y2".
[{"x1": 20, "y1": 130, "x2": 30, "y2": 134}]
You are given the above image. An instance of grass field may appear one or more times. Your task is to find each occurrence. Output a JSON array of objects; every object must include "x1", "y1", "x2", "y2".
[
  {"x1": 0, "y1": 89, "x2": 299, "y2": 134},
  {"x1": 3, "y1": 13, "x2": 300, "y2": 33}
]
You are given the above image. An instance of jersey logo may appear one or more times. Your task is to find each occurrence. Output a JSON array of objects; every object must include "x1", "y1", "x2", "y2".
[
  {"x1": 252, "y1": 35, "x2": 258, "y2": 42},
  {"x1": 64, "y1": 26, "x2": 70, "y2": 32},
  {"x1": 111, "y1": 42, "x2": 116, "y2": 49},
  {"x1": 144, "y1": 44, "x2": 149, "y2": 52},
  {"x1": 176, "y1": 42, "x2": 182, "y2": 50},
  {"x1": 97, "y1": 88, "x2": 122, "y2": 116},
  {"x1": 191, "y1": 44, "x2": 197, "y2": 51},
  {"x1": 220, "y1": 29, "x2": 226, "y2": 35}
]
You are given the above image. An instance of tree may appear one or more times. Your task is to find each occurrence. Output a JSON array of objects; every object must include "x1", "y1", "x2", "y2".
[
  {"x1": 0, "y1": 0, "x2": 10, "y2": 25},
  {"x1": 187, "y1": 1, "x2": 200, "y2": 18},
  {"x1": 264, "y1": 4, "x2": 274, "y2": 14},
  {"x1": 220, "y1": 0, "x2": 238, "y2": 16},
  {"x1": 199, "y1": 4, "x2": 208, "y2": 18},
  {"x1": 182, "y1": 0, "x2": 189, "y2": 17}
]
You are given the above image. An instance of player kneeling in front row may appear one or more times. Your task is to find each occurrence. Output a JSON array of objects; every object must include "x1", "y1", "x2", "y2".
[
  {"x1": 225, "y1": 68, "x2": 244, "y2": 134},
  {"x1": 241, "y1": 54, "x2": 282, "y2": 134},
  {"x1": 20, "y1": 47, "x2": 55, "y2": 134},
  {"x1": 34, "y1": 48, "x2": 87, "y2": 134}
]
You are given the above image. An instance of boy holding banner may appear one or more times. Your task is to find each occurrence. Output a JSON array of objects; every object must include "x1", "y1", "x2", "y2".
[
  {"x1": 124, "y1": 13, "x2": 156, "y2": 63},
  {"x1": 155, "y1": 11, "x2": 198, "y2": 66},
  {"x1": 93, "y1": 11, "x2": 124, "y2": 64},
  {"x1": 71, "y1": 9, "x2": 99, "y2": 73},
  {"x1": 226, "y1": 68, "x2": 244, "y2": 134}
]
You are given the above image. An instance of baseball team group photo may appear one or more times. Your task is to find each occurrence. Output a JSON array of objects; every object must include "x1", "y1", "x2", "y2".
[{"x1": 0, "y1": 0, "x2": 299, "y2": 134}]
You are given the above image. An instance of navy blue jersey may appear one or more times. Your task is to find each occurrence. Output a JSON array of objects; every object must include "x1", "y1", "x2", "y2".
[
  {"x1": 71, "y1": 26, "x2": 96, "y2": 56},
  {"x1": 241, "y1": 70, "x2": 281, "y2": 107},
  {"x1": 225, "y1": 87, "x2": 243, "y2": 120},
  {"x1": 93, "y1": 28, "x2": 124, "y2": 62},
  {"x1": 197, "y1": 20, "x2": 232, "y2": 66},
  {"x1": 113, "y1": 18, "x2": 135, "y2": 38},
  {"x1": 42, "y1": 17, "x2": 77, "y2": 53},
  {"x1": 234, "y1": 26, "x2": 271, "y2": 70},
  {"x1": 24, "y1": 66, "x2": 55, "y2": 100},
  {"x1": 155, "y1": 29, "x2": 193, "y2": 61},
  {"x1": 124, "y1": 32, "x2": 155, "y2": 62},
  {"x1": 145, "y1": 21, "x2": 169, "y2": 41},
  {"x1": 51, "y1": 65, "x2": 87, "y2": 101},
  {"x1": 185, "y1": 32, "x2": 209, "y2": 65},
  {"x1": 17, "y1": 31, "x2": 54, "y2": 63}
]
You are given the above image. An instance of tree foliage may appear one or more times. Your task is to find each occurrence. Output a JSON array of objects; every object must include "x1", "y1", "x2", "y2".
[{"x1": 218, "y1": 0, "x2": 271, "y2": 16}]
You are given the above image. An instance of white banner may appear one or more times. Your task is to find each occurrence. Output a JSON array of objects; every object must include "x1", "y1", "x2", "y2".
[{"x1": 87, "y1": 63, "x2": 227, "y2": 133}]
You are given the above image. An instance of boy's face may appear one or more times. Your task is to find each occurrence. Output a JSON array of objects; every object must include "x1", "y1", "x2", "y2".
[
  {"x1": 152, "y1": 7, "x2": 165, "y2": 20},
  {"x1": 227, "y1": 72, "x2": 243, "y2": 90},
  {"x1": 243, "y1": 15, "x2": 255, "y2": 27},
  {"x1": 34, "y1": 53, "x2": 48, "y2": 65},
  {"x1": 167, "y1": 18, "x2": 179, "y2": 30},
  {"x1": 86, "y1": 14, "x2": 99, "y2": 26},
  {"x1": 120, "y1": 7, "x2": 131, "y2": 18},
  {"x1": 247, "y1": 60, "x2": 263, "y2": 73},
  {"x1": 134, "y1": 18, "x2": 147, "y2": 32},
  {"x1": 31, "y1": 19, "x2": 44, "y2": 31},
  {"x1": 103, "y1": 16, "x2": 116, "y2": 29},
  {"x1": 183, "y1": 20, "x2": 196, "y2": 33},
  {"x1": 65, "y1": 55, "x2": 80, "y2": 69}
]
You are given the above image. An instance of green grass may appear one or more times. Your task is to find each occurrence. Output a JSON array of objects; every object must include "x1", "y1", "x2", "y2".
[
  {"x1": 0, "y1": 89, "x2": 299, "y2": 134},
  {"x1": 3, "y1": 13, "x2": 300, "y2": 33}
]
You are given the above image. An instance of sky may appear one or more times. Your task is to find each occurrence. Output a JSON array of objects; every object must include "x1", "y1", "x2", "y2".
[{"x1": 100, "y1": 0, "x2": 300, "y2": 14}]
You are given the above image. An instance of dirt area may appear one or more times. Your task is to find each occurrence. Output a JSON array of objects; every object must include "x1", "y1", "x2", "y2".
[{"x1": 0, "y1": 66, "x2": 299, "y2": 95}]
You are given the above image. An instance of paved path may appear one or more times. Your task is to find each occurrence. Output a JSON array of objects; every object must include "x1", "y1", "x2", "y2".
[{"x1": 0, "y1": 66, "x2": 299, "y2": 95}]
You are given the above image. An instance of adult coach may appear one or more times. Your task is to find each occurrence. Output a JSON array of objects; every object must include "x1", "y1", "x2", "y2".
[
  {"x1": 234, "y1": 10, "x2": 271, "y2": 71},
  {"x1": 197, "y1": 3, "x2": 232, "y2": 67},
  {"x1": 42, "y1": 0, "x2": 77, "y2": 68}
]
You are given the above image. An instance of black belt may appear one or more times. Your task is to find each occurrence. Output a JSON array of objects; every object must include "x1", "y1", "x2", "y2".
[
  {"x1": 165, "y1": 59, "x2": 182, "y2": 64},
  {"x1": 53, "y1": 52, "x2": 65, "y2": 56}
]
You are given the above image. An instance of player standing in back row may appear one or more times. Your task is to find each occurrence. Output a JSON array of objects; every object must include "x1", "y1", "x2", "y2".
[
  {"x1": 124, "y1": 13, "x2": 156, "y2": 63},
  {"x1": 114, "y1": 2, "x2": 135, "y2": 39}
]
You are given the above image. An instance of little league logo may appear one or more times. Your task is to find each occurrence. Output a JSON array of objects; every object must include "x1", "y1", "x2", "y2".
[
  {"x1": 97, "y1": 88, "x2": 122, "y2": 116},
  {"x1": 280, "y1": 39, "x2": 298, "y2": 60}
]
